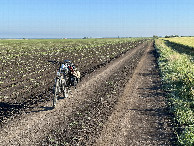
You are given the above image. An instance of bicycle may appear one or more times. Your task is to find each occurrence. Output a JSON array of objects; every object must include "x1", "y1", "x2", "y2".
[{"x1": 49, "y1": 60, "x2": 80, "y2": 108}]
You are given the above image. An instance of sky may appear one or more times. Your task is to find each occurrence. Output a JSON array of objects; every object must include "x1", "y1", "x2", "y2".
[{"x1": 0, "y1": 0, "x2": 194, "y2": 38}]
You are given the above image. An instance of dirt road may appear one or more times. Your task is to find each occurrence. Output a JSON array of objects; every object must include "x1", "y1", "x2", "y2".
[
  {"x1": 0, "y1": 41, "x2": 175, "y2": 145},
  {"x1": 95, "y1": 42, "x2": 175, "y2": 145}
]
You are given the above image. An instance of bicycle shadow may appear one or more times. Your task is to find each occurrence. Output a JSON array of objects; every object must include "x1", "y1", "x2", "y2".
[{"x1": 29, "y1": 96, "x2": 66, "y2": 113}]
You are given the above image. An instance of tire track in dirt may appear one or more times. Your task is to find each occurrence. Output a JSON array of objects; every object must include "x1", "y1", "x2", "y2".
[
  {"x1": 95, "y1": 41, "x2": 176, "y2": 145},
  {"x1": 0, "y1": 42, "x2": 149, "y2": 145}
]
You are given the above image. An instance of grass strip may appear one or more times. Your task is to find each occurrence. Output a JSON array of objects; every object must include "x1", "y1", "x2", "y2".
[{"x1": 155, "y1": 39, "x2": 194, "y2": 145}]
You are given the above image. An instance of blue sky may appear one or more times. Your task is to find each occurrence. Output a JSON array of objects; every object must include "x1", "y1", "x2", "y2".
[{"x1": 0, "y1": 0, "x2": 194, "y2": 38}]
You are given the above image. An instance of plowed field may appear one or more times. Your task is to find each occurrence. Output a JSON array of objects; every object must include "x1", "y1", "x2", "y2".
[{"x1": 0, "y1": 39, "x2": 175, "y2": 145}]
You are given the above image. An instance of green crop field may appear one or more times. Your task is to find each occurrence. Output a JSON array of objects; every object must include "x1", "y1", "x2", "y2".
[
  {"x1": 0, "y1": 38, "x2": 148, "y2": 111},
  {"x1": 0, "y1": 38, "x2": 146, "y2": 89},
  {"x1": 163, "y1": 37, "x2": 194, "y2": 48},
  {"x1": 162, "y1": 37, "x2": 194, "y2": 57}
]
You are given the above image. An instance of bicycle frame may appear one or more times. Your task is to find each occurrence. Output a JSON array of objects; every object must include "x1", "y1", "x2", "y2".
[{"x1": 53, "y1": 64, "x2": 69, "y2": 107}]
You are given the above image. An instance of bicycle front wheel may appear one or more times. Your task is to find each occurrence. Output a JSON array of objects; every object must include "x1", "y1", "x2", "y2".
[{"x1": 53, "y1": 78, "x2": 59, "y2": 107}]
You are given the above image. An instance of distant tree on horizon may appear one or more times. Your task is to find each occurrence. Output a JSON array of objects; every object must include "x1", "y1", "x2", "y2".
[{"x1": 153, "y1": 35, "x2": 159, "y2": 39}]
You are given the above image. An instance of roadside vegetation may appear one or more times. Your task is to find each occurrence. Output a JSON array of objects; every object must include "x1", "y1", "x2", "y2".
[{"x1": 155, "y1": 38, "x2": 194, "y2": 145}]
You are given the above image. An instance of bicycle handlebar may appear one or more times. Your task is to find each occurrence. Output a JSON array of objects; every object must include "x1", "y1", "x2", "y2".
[{"x1": 48, "y1": 60, "x2": 77, "y2": 70}]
